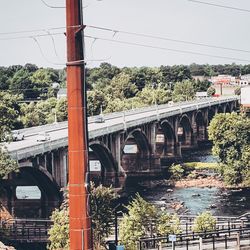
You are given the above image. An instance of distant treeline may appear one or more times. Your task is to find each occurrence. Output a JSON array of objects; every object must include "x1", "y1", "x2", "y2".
[{"x1": 0, "y1": 62, "x2": 245, "y2": 131}]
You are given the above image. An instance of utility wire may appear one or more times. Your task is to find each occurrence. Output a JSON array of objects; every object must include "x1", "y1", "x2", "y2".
[
  {"x1": 188, "y1": 0, "x2": 250, "y2": 13},
  {"x1": 2, "y1": 24, "x2": 250, "y2": 55},
  {"x1": 40, "y1": 0, "x2": 65, "y2": 9},
  {"x1": 86, "y1": 24, "x2": 250, "y2": 54},
  {"x1": 0, "y1": 32, "x2": 63, "y2": 41},
  {"x1": 31, "y1": 37, "x2": 65, "y2": 66},
  {"x1": 85, "y1": 35, "x2": 250, "y2": 63}
]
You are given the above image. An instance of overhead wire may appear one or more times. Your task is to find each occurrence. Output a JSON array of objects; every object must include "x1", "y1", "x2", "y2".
[
  {"x1": 0, "y1": 32, "x2": 63, "y2": 41},
  {"x1": 40, "y1": 0, "x2": 65, "y2": 9},
  {"x1": 31, "y1": 36, "x2": 65, "y2": 66},
  {"x1": 86, "y1": 24, "x2": 250, "y2": 54},
  {"x1": 187, "y1": 0, "x2": 250, "y2": 13},
  {"x1": 84, "y1": 35, "x2": 250, "y2": 63},
  {"x1": 1, "y1": 24, "x2": 250, "y2": 54}
]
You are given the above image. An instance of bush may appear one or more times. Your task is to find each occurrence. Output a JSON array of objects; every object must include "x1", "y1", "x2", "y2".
[
  {"x1": 169, "y1": 164, "x2": 185, "y2": 180},
  {"x1": 157, "y1": 212, "x2": 181, "y2": 236},
  {"x1": 192, "y1": 211, "x2": 216, "y2": 233},
  {"x1": 47, "y1": 183, "x2": 117, "y2": 250}
]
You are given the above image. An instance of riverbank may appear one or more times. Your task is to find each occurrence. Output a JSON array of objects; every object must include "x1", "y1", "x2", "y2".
[{"x1": 174, "y1": 175, "x2": 225, "y2": 188}]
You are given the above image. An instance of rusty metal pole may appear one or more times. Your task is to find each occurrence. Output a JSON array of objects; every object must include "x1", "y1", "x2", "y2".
[{"x1": 66, "y1": 0, "x2": 92, "y2": 249}]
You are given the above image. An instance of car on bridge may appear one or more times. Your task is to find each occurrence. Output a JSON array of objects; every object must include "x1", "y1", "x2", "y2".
[
  {"x1": 94, "y1": 114, "x2": 105, "y2": 123},
  {"x1": 36, "y1": 132, "x2": 51, "y2": 142},
  {"x1": 12, "y1": 131, "x2": 25, "y2": 141}
]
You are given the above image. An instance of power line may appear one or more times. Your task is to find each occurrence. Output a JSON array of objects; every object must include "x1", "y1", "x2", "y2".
[
  {"x1": 31, "y1": 37, "x2": 65, "y2": 66},
  {"x1": 85, "y1": 35, "x2": 250, "y2": 63},
  {"x1": 0, "y1": 32, "x2": 63, "y2": 41},
  {"x1": 2, "y1": 24, "x2": 250, "y2": 55},
  {"x1": 188, "y1": 0, "x2": 250, "y2": 13},
  {"x1": 86, "y1": 24, "x2": 250, "y2": 54},
  {"x1": 40, "y1": 0, "x2": 65, "y2": 9}
]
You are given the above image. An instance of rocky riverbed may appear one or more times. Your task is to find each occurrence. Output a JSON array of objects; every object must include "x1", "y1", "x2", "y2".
[{"x1": 138, "y1": 174, "x2": 249, "y2": 216}]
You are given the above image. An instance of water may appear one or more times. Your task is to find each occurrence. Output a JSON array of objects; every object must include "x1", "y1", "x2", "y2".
[
  {"x1": 16, "y1": 186, "x2": 41, "y2": 199},
  {"x1": 139, "y1": 148, "x2": 250, "y2": 216}
]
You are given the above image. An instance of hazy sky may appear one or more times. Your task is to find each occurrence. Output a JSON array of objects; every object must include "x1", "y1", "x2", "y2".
[{"x1": 1, "y1": 0, "x2": 250, "y2": 68}]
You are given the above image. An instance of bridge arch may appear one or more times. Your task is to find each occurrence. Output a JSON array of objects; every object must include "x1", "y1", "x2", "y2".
[
  {"x1": 178, "y1": 115, "x2": 193, "y2": 148},
  {"x1": 157, "y1": 120, "x2": 176, "y2": 156},
  {"x1": 3, "y1": 166, "x2": 61, "y2": 219},
  {"x1": 225, "y1": 103, "x2": 231, "y2": 113},
  {"x1": 121, "y1": 128, "x2": 152, "y2": 172},
  {"x1": 208, "y1": 107, "x2": 216, "y2": 124},
  {"x1": 194, "y1": 111, "x2": 206, "y2": 141},
  {"x1": 217, "y1": 105, "x2": 224, "y2": 114},
  {"x1": 89, "y1": 141, "x2": 118, "y2": 186}
]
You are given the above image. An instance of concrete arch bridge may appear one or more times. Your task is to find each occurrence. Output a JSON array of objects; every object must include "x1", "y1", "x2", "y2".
[{"x1": 1, "y1": 96, "x2": 238, "y2": 218}]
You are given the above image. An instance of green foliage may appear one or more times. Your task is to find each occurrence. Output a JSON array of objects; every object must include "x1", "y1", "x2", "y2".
[
  {"x1": 119, "y1": 194, "x2": 157, "y2": 250},
  {"x1": 208, "y1": 113, "x2": 250, "y2": 185},
  {"x1": 192, "y1": 211, "x2": 216, "y2": 233},
  {"x1": 0, "y1": 147, "x2": 18, "y2": 179},
  {"x1": 157, "y1": 213, "x2": 181, "y2": 236},
  {"x1": 207, "y1": 86, "x2": 216, "y2": 96},
  {"x1": 172, "y1": 80, "x2": 195, "y2": 102},
  {"x1": 20, "y1": 98, "x2": 67, "y2": 127},
  {"x1": 119, "y1": 195, "x2": 183, "y2": 248},
  {"x1": 90, "y1": 183, "x2": 117, "y2": 249},
  {"x1": 47, "y1": 183, "x2": 117, "y2": 250},
  {"x1": 0, "y1": 92, "x2": 21, "y2": 141},
  {"x1": 47, "y1": 207, "x2": 69, "y2": 250},
  {"x1": 192, "y1": 79, "x2": 211, "y2": 92},
  {"x1": 169, "y1": 164, "x2": 185, "y2": 180},
  {"x1": 184, "y1": 162, "x2": 219, "y2": 170}
]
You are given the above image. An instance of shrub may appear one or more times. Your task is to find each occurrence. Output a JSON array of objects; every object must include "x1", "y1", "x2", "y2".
[
  {"x1": 169, "y1": 164, "x2": 185, "y2": 180},
  {"x1": 192, "y1": 211, "x2": 216, "y2": 233}
]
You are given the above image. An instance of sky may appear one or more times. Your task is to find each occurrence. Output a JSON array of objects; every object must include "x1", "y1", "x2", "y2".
[{"x1": 0, "y1": 0, "x2": 250, "y2": 69}]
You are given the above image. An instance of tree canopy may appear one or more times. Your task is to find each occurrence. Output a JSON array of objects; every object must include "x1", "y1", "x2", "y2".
[{"x1": 208, "y1": 113, "x2": 250, "y2": 185}]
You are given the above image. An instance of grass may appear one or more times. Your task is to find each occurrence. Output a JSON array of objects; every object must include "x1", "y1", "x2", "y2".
[{"x1": 183, "y1": 162, "x2": 219, "y2": 171}]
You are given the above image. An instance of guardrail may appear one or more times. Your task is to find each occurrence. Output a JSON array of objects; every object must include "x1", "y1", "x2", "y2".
[
  {"x1": 0, "y1": 218, "x2": 52, "y2": 243},
  {"x1": 138, "y1": 228, "x2": 250, "y2": 250},
  {"x1": 6, "y1": 96, "x2": 239, "y2": 160}
]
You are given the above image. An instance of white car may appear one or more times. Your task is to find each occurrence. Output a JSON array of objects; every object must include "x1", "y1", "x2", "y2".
[
  {"x1": 94, "y1": 114, "x2": 105, "y2": 123},
  {"x1": 12, "y1": 131, "x2": 25, "y2": 141},
  {"x1": 36, "y1": 132, "x2": 51, "y2": 142}
]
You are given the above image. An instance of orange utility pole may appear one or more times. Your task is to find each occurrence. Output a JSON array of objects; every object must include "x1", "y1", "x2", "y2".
[{"x1": 66, "y1": 0, "x2": 92, "y2": 249}]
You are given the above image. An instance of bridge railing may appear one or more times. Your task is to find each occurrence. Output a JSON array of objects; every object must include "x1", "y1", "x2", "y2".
[
  {"x1": 0, "y1": 218, "x2": 52, "y2": 243},
  {"x1": 138, "y1": 227, "x2": 250, "y2": 250}
]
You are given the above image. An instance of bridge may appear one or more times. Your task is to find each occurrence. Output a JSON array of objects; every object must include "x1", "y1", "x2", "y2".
[{"x1": 0, "y1": 96, "x2": 238, "y2": 219}]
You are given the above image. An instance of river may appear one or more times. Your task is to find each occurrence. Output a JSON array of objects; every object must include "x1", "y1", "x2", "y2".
[{"x1": 138, "y1": 147, "x2": 250, "y2": 216}]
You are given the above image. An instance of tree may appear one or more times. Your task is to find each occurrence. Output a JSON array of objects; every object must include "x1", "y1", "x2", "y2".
[
  {"x1": 172, "y1": 80, "x2": 195, "y2": 102},
  {"x1": 119, "y1": 194, "x2": 182, "y2": 248},
  {"x1": 87, "y1": 90, "x2": 108, "y2": 116},
  {"x1": 110, "y1": 72, "x2": 138, "y2": 99},
  {"x1": 208, "y1": 113, "x2": 250, "y2": 185},
  {"x1": 90, "y1": 183, "x2": 117, "y2": 249},
  {"x1": 119, "y1": 194, "x2": 157, "y2": 250},
  {"x1": 207, "y1": 86, "x2": 216, "y2": 97},
  {"x1": 10, "y1": 68, "x2": 34, "y2": 99},
  {"x1": 0, "y1": 92, "x2": 21, "y2": 141},
  {"x1": 30, "y1": 68, "x2": 59, "y2": 99},
  {"x1": 169, "y1": 164, "x2": 185, "y2": 180},
  {"x1": 0, "y1": 92, "x2": 19, "y2": 178},
  {"x1": 192, "y1": 211, "x2": 216, "y2": 233},
  {"x1": 193, "y1": 79, "x2": 211, "y2": 92},
  {"x1": 55, "y1": 97, "x2": 68, "y2": 122},
  {"x1": 47, "y1": 204, "x2": 69, "y2": 250},
  {"x1": 0, "y1": 147, "x2": 18, "y2": 179},
  {"x1": 157, "y1": 212, "x2": 181, "y2": 236},
  {"x1": 47, "y1": 183, "x2": 117, "y2": 250}
]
